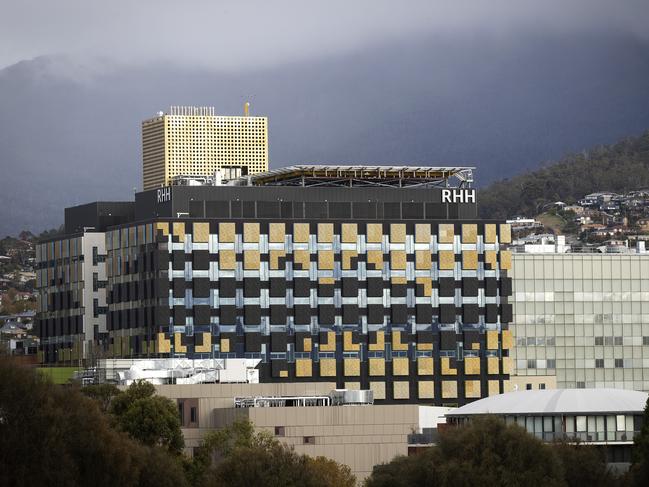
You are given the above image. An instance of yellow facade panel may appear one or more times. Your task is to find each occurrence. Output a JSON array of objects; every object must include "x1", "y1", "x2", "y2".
[
  {"x1": 503, "y1": 357, "x2": 513, "y2": 375},
  {"x1": 219, "y1": 250, "x2": 236, "y2": 270},
  {"x1": 370, "y1": 382, "x2": 386, "y2": 400},
  {"x1": 441, "y1": 357, "x2": 457, "y2": 375},
  {"x1": 438, "y1": 223, "x2": 455, "y2": 243},
  {"x1": 502, "y1": 330, "x2": 513, "y2": 350},
  {"x1": 342, "y1": 250, "x2": 358, "y2": 270},
  {"x1": 488, "y1": 380, "x2": 501, "y2": 396},
  {"x1": 157, "y1": 333, "x2": 171, "y2": 353},
  {"x1": 464, "y1": 357, "x2": 481, "y2": 375},
  {"x1": 369, "y1": 331, "x2": 385, "y2": 351},
  {"x1": 418, "y1": 357, "x2": 434, "y2": 375},
  {"x1": 293, "y1": 250, "x2": 311, "y2": 271},
  {"x1": 269, "y1": 223, "x2": 285, "y2": 243},
  {"x1": 369, "y1": 358, "x2": 385, "y2": 376},
  {"x1": 484, "y1": 224, "x2": 497, "y2": 243},
  {"x1": 174, "y1": 333, "x2": 187, "y2": 353},
  {"x1": 485, "y1": 250, "x2": 497, "y2": 270},
  {"x1": 367, "y1": 250, "x2": 383, "y2": 271},
  {"x1": 442, "y1": 381, "x2": 458, "y2": 399},
  {"x1": 393, "y1": 381, "x2": 410, "y2": 400},
  {"x1": 219, "y1": 222, "x2": 236, "y2": 243},
  {"x1": 344, "y1": 358, "x2": 360, "y2": 376},
  {"x1": 193, "y1": 222, "x2": 210, "y2": 243},
  {"x1": 415, "y1": 250, "x2": 432, "y2": 270},
  {"x1": 462, "y1": 250, "x2": 478, "y2": 270},
  {"x1": 416, "y1": 277, "x2": 432, "y2": 297},
  {"x1": 438, "y1": 250, "x2": 456, "y2": 270},
  {"x1": 418, "y1": 381, "x2": 435, "y2": 399},
  {"x1": 279, "y1": 370, "x2": 289, "y2": 378},
  {"x1": 486, "y1": 330, "x2": 499, "y2": 350},
  {"x1": 341, "y1": 223, "x2": 357, "y2": 243},
  {"x1": 173, "y1": 222, "x2": 185, "y2": 242},
  {"x1": 244, "y1": 250, "x2": 260, "y2": 270},
  {"x1": 343, "y1": 331, "x2": 360, "y2": 351},
  {"x1": 319, "y1": 331, "x2": 336, "y2": 352},
  {"x1": 487, "y1": 357, "x2": 500, "y2": 375},
  {"x1": 269, "y1": 250, "x2": 286, "y2": 270},
  {"x1": 462, "y1": 224, "x2": 478, "y2": 243},
  {"x1": 465, "y1": 380, "x2": 481, "y2": 398},
  {"x1": 220, "y1": 338, "x2": 230, "y2": 353},
  {"x1": 293, "y1": 223, "x2": 310, "y2": 243},
  {"x1": 303, "y1": 337, "x2": 312, "y2": 352},
  {"x1": 366, "y1": 223, "x2": 383, "y2": 243},
  {"x1": 195, "y1": 333, "x2": 212, "y2": 353},
  {"x1": 415, "y1": 223, "x2": 431, "y2": 243},
  {"x1": 390, "y1": 223, "x2": 406, "y2": 243},
  {"x1": 391, "y1": 276, "x2": 407, "y2": 285},
  {"x1": 318, "y1": 251, "x2": 334, "y2": 270},
  {"x1": 392, "y1": 357, "x2": 409, "y2": 376},
  {"x1": 243, "y1": 222, "x2": 260, "y2": 243},
  {"x1": 500, "y1": 251, "x2": 512, "y2": 271},
  {"x1": 392, "y1": 330, "x2": 409, "y2": 351},
  {"x1": 499, "y1": 223, "x2": 512, "y2": 244},
  {"x1": 319, "y1": 358, "x2": 337, "y2": 377},
  {"x1": 317, "y1": 223, "x2": 334, "y2": 243},
  {"x1": 296, "y1": 359, "x2": 313, "y2": 377},
  {"x1": 319, "y1": 277, "x2": 335, "y2": 285}
]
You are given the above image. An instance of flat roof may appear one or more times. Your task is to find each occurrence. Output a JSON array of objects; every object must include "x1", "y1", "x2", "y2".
[
  {"x1": 243, "y1": 165, "x2": 475, "y2": 188},
  {"x1": 445, "y1": 389, "x2": 649, "y2": 416}
]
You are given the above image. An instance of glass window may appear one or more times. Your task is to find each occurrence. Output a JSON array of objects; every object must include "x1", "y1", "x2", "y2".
[
  {"x1": 576, "y1": 416, "x2": 587, "y2": 432},
  {"x1": 543, "y1": 416, "x2": 553, "y2": 433},
  {"x1": 595, "y1": 359, "x2": 604, "y2": 368},
  {"x1": 615, "y1": 359, "x2": 624, "y2": 368},
  {"x1": 616, "y1": 415, "x2": 626, "y2": 431},
  {"x1": 565, "y1": 416, "x2": 575, "y2": 433}
]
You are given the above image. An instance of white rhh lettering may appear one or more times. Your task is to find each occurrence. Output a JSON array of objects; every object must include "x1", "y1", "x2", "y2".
[
  {"x1": 441, "y1": 189, "x2": 476, "y2": 204},
  {"x1": 157, "y1": 187, "x2": 171, "y2": 203}
]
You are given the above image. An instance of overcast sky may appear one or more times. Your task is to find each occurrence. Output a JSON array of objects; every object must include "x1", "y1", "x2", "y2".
[{"x1": 2, "y1": 0, "x2": 648, "y2": 71}]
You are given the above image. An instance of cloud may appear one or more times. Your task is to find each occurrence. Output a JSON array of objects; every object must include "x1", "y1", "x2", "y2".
[{"x1": 1, "y1": 0, "x2": 648, "y2": 71}]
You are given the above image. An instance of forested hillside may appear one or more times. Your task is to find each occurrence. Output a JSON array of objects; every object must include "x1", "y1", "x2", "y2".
[{"x1": 479, "y1": 131, "x2": 649, "y2": 219}]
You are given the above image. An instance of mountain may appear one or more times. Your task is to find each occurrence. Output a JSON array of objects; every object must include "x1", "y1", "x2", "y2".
[
  {"x1": 1, "y1": 33, "x2": 649, "y2": 236},
  {"x1": 479, "y1": 130, "x2": 649, "y2": 219}
]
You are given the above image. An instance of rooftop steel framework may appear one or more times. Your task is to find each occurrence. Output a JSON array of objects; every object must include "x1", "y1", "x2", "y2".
[{"x1": 241, "y1": 165, "x2": 475, "y2": 189}]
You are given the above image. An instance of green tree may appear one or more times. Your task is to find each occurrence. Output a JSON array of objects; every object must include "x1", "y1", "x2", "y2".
[
  {"x1": 552, "y1": 440, "x2": 615, "y2": 487},
  {"x1": 630, "y1": 396, "x2": 649, "y2": 486},
  {"x1": 109, "y1": 380, "x2": 184, "y2": 454},
  {"x1": 365, "y1": 416, "x2": 565, "y2": 487},
  {"x1": 0, "y1": 358, "x2": 188, "y2": 487},
  {"x1": 81, "y1": 383, "x2": 122, "y2": 413},
  {"x1": 193, "y1": 419, "x2": 355, "y2": 487}
]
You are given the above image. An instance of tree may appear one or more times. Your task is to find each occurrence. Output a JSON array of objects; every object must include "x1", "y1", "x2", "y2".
[
  {"x1": 81, "y1": 383, "x2": 121, "y2": 413},
  {"x1": 630, "y1": 396, "x2": 649, "y2": 486},
  {"x1": 109, "y1": 380, "x2": 184, "y2": 454},
  {"x1": 365, "y1": 417, "x2": 565, "y2": 487},
  {"x1": 552, "y1": 440, "x2": 615, "y2": 487},
  {"x1": 193, "y1": 420, "x2": 356, "y2": 487},
  {"x1": 0, "y1": 358, "x2": 188, "y2": 487}
]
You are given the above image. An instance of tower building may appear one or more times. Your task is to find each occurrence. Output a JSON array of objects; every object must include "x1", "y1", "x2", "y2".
[{"x1": 142, "y1": 105, "x2": 268, "y2": 190}]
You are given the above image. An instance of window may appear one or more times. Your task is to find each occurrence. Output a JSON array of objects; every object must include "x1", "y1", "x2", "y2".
[
  {"x1": 614, "y1": 336, "x2": 623, "y2": 346},
  {"x1": 595, "y1": 359, "x2": 604, "y2": 368},
  {"x1": 546, "y1": 359, "x2": 556, "y2": 369},
  {"x1": 190, "y1": 407, "x2": 197, "y2": 424},
  {"x1": 303, "y1": 436, "x2": 315, "y2": 445},
  {"x1": 539, "y1": 383, "x2": 546, "y2": 390},
  {"x1": 576, "y1": 382, "x2": 586, "y2": 389},
  {"x1": 526, "y1": 384, "x2": 533, "y2": 390},
  {"x1": 615, "y1": 359, "x2": 624, "y2": 368},
  {"x1": 527, "y1": 359, "x2": 536, "y2": 369},
  {"x1": 274, "y1": 426, "x2": 285, "y2": 437},
  {"x1": 595, "y1": 336, "x2": 604, "y2": 346},
  {"x1": 643, "y1": 337, "x2": 649, "y2": 346}
]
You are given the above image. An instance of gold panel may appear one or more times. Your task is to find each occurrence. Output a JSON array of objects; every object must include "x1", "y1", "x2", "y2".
[
  {"x1": 442, "y1": 381, "x2": 458, "y2": 399},
  {"x1": 319, "y1": 358, "x2": 337, "y2": 377},
  {"x1": 485, "y1": 250, "x2": 497, "y2": 270},
  {"x1": 464, "y1": 357, "x2": 481, "y2": 375},
  {"x1": 417, "y1": 342, "x2": 433, "y2": 351},
  {"x1": 193, "y1": 222, "x2": 209, "y2": 243},
  {"x1": 195, "y1": 332, "x2": 211, "y2": 353},
  {"x1": 317, "y1": 223, "x2": 334, "y2": 243},
  {"x1": 344, "y1": 358, "x2": 360, "y2": 376},
  {"x1": 343, "y1": 331, "x2": 360, "y2": 351},
  {"x1": 391, "y1": 276, "x2": 407, "y2": 285},
  {"x1": 174, "y1": 332, "x2": 187, "y2": 353},
  {"x1": 488, "y1": 380, "x2": 501, "y2": 396},
  {"x1": 219, "y1": 222, "x2": 236, "y2": 243},
  {"x1": 243, "y1": 222, "x2": 260, "y2": 243},
  {"x1": 499, "y1": 223, "x2": 512, "y2": 244},
  {"x1": 390, "y1": 223, "x2": 406, "y2": 243},
  {"x1": 303, "y1": 337, "x2": 312, "y2": 352},
  {"x1": 293, "y1": 223, "x2": 310, "y2": 243},
  {"x1": 173, "y1": 222, "x2": 185, "y2": 243},
  {"x1": 390, "y1": 251, "x2": 406, "y2": 270},
  {"x1": 471, "y1": 342, "x2": 480, "y2": 350},
  {"x1": 418, "y1": 357, "x2": 434, "y2": 375},
  {"x1": 345, "y1": 382, "x2": 361, "y2": 390},
  {"x1": 293, "y1": 250, "x2": 311, "y2": 271},
  {"x1": 279, "y1": 370, "x2": 289, "y2": 378},
  {"x1": 129, "y1": 226, "x2": 136, "y2": 247},
  {"x1": 438, "y1": 223, "x2": 455, "y2": 243},
  {"x1": 219, "y1": 250, "x2": 237, "y2": 270},
  {"x1": 220, "y1": 338, "x2": 230, "y2": 353},
  {"x1": 157, "y1": 333, "x2": 171, "y2": 353},
  {"x1": 419, "y1": 381, "x2": 435, "y2": 399},
  {"x1": 244, "y1": 250, "x2": 260, "y2": 270},
  {"x1": 369, "y1": 331, "x2": 385, "y2": 351},
  {"x1": 393, "y1": 357, "x2": 409, "y2": 376},
  {"x1": 269, "y1": 223, "x2": 286, "y2": 243},
  {"x1": 415, "y1": 223, "x2": 431, "y2": 243},
  {"x1": 367, "y1": 250, "x2": 383, "y2": 271},
  {"x1": 416, "y1": 277, "x2": 432, "y2": 297},
  {"x1": 319, "y1": 277, "x2": 335, "y2": 285},
  {"x1": 462, "y1": 224, "x2": 478, "y2": 244},
  {"x1": 269, "y1": 250, "x2": 286, "y2": 270},
  {"x1": 487, "y1": 357, "x2": 500, "y2": 375},
  {"x1": 500, "y1": 251, "x2": 512, "y2": 271},
  {"x1": 486, "y1": 330, "x2": 499, "y2": 350},
  {"x1": 484, "y1": 224, "x2": 497, "y2": 244},
  {"x1": 296, "y1": 359, "x2": 313, "y2": 377},
  {"x1": 462, "y1": 250, "x2": 478, "y2": 270},
  {"x1": 342, "y1": 250, "x2": 358, "y2": 270},
  {"x1": 318, "y1": 251, "x2": 334, "y2": 270},
  {"x1": 371, "y1": 382, "x2": 386, "y2": 400},
  {"x1": 502, "y1": 357, "x2": 513, "y2": 375},
  {"x1": 341, "y1": 223, "x2": 357, "y2": 243},
  {"x1": 392, "y1": 330, "x2": 408, "y2": 351},
  {"x1": 438, "y1": 250, "x2": 456, "y2": 270},
  {"x1": 502, "y1": 330, "x2": 513, "y2": 350},
  {"x1": 369, "y1": 358, "x2": 385, "y2": 376},
  {"x1": 465, "y1": 380, "x2": 481, "y2": 398},
  {"x1": 319, "y1": 331, "x2": 336, "y2": 352},
  {"x1": 415, "y1": 250, "x2": 432, "y2": 270},
  {"x1": 393, "y1": 381, "x2": 410, "y2": 400},
  {"x1": 366, "y1": 223, "x2": 383, "y2": 243},
  {"x1": 441, "y1": 357, "x2": 457, "y2": 375}
]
